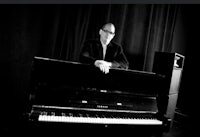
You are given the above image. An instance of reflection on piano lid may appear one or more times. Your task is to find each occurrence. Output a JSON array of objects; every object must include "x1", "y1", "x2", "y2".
[{"x1": 29, "y1": 56, "x2": 165, "y2": 97}]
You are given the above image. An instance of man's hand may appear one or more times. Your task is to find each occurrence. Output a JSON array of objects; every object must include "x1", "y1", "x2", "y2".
[{"x1": 94, "y1": 60, "x2": 112, "y2": 74}]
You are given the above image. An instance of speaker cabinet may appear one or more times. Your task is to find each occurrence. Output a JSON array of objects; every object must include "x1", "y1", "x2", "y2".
[{"x1": 153, "y1": 52, "x2": 185, "y2": 126}]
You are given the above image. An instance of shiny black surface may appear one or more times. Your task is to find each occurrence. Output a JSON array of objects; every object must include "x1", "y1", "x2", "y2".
[{"x1": 28, "y1": 57, "x2": 165, "y2": 112}]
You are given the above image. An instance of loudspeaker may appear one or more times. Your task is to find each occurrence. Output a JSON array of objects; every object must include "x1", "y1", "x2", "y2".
[{"x1": 152, "y1": 52, "x2": 185, "y2": 126}]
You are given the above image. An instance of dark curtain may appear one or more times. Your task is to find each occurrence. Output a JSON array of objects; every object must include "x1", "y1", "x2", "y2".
[
  {"x1": 0, "y1": 4, "x2": 181, "y2": 70},
  {"x1": 49, "y1": 4, "x2": 180, "y2": 71}
]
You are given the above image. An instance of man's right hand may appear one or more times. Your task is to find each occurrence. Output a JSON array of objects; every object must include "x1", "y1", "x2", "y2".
[{"x1": 94, "y1": 60, "x2": 112, "y2": 74}]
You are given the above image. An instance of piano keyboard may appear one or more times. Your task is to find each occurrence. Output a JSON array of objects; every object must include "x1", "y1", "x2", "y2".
[
  {"x1": 38, "y1": 115, "x2": 163, "y2": 125},
  {"x1": 31, "y1": 105, "x2": 163, "y2": 125}
]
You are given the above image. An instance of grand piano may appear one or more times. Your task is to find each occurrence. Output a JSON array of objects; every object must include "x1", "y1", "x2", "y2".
[{"x1": 25, "y1": 56, "x2": 170, "y2": 136}]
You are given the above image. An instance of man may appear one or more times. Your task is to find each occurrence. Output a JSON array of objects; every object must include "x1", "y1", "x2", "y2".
[{"x1": 79, "y1": 23, "x2": 129, "y2": 74}]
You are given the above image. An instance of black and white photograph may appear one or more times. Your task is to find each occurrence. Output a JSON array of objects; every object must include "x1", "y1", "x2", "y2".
[{"x1": 0, "y1": 2, "x2": 198, "y2": 137}]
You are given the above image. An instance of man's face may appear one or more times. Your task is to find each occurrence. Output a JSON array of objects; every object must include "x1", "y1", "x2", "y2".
[{"x1": 100, "y1": 24, "x2": 115, "y2": 45}]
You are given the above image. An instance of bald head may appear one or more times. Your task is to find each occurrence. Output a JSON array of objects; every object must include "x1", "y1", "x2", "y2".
[
  {"x1": 99, "y1": 23, "x2": 115, "y2": 45},
  {"x1": 102, "y1": 23, "x2": 115, "y2": 33}
]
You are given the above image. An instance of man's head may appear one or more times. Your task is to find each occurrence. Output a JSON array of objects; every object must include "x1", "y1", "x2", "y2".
[{"x1": 99, "y1": 23, "x2": 115, "y2": 45}]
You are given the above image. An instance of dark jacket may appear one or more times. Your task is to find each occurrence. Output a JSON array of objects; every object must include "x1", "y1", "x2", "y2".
[{"x1": 79, "y1": 39, "x2": 129, "y2": 69}]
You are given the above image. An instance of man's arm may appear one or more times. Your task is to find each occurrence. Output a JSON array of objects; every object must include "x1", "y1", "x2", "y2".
[
  {"x1": 110, "y1": 45, "x2": 129, "y2": 69},
  {"x1": 79, "y1": 42, "x2": 96, "y2": 65}
]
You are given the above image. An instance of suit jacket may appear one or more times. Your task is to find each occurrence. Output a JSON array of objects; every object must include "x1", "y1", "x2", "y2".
[{"x1": 79, "y1": 39, "x2": 129, "y2": 69}]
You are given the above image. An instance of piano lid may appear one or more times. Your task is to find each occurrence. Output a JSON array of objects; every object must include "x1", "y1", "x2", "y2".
[{"x1": 29, "y1": 56, "x2": 165, "y2": 97}]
